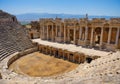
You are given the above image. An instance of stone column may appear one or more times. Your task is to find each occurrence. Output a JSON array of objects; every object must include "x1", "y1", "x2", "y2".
[
  {"x1": 41, "y1": 26, "x2": 43, "y2": 39},
  {"x1": 47, "y1": 24, "x2": 49, "y2": 40},
  {"x1": 60, "y1": 24, "x2": 62, "y2": 42},
  {"x1": 107, "y1": 27, "x2": 112, "y2": 44},
  {"x1": 43, "y1": 25, "x2": 45, "y2": 39},
  {"x1": 74, "y1": 25, "x2": 76, "y2": 44},
  {"x1": 78, "y1": 56, "x2": 80, "y2": 63},
  {"x1": 79, "y1": 27, "x2": 82, "y2": 40},
  {"x1": 115, "y1": 27, "x2": 120, "y2": 46},
  {"x1": 63, "y1": 51, "x2": 65, "y2": 59},
  {"x1": 40, "y1": 26, "x2": 42, "y2": 39},
  {"x1": 85, "y1": 27, "x2": 88, "y2": 42},
  {"x1": 52, "y1": 25, "x2": 54, "y2": 41},
  {"x1": 49, "y1": 47, "x2": 51, "y2": 56},
  {"x1": 68, "y1": 53, "x2": 69, "y2": 61},
  {"x1": 64, "y1": 23, "x2": 66, "y2": 43},
  {"x1": 68, "y1": 28, "x2": 70, "y2": 42},
  {"x1": 90, "y1": 27, "x2": 94, "y2": 46},
  {"x1": 56, "y1": 24, "x2": 57, "y2": 37},
  {"x1": 100, "y1": 27, "x2": 104, "y2": 48},
  {"x1": 60, "y1": 24, "x2": 62, "y2": 37}
]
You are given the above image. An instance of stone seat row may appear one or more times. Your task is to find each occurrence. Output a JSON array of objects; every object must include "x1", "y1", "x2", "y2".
[
  {"x1": 0, "y1": 36, "x2": 22, "y2": 51},
  {"x1": 86, "y1": 55, "x2": 120, "y2": 69},
  {"x1": 0, "y1": 48, "x2": 12, "y2": 61},
  {"x1": 0, "y1": 24, "x2": 34, "y2": 61},
  {"x1": 78, "y1": 52, "x2": 120, "y2": 81},
  {"x1": 0, "y1": 44, "x2": 18, "y2": 59},
  {"x1": 4, "y1": 25, "x2": 34, "y2": 49}
]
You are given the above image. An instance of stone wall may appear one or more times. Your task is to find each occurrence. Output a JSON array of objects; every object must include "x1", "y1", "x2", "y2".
[
  {"x1": 38, "y1": 44, "x2": 100, "y2": 64},
  {"x1": 7, "y1": 47, "x2": 38, "y2": 67}
]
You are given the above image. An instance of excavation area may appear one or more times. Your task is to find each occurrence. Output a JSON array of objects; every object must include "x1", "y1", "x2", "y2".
[{"x1": 9, "y1": 52, "x2": 78, "y2": 77}]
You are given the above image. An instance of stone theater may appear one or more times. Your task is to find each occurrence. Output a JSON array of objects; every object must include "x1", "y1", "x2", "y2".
[{"x1": 0, "y1": 10, "x2": 120, "y2": 84}]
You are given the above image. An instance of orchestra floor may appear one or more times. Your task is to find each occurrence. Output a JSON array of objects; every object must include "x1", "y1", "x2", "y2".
[{"x1": 9, "y1": 52, "x2": 78, "y2": 77}]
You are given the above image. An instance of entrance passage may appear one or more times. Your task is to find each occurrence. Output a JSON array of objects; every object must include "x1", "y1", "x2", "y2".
[
  {"x1": 95, "y1": 35, "x2": 100, "y2": 44},
  {"x1": 86, "y1": 57, "x2": 92, "y2": 63},
  {"x1": 94, "y1": 27, "x2": 101, "y2": 45},
  {"x1": 70, "y1": 29, "x2": 74, "y2": 43},
  {"x1": 9, "y1": 52, "x2": 78, "y2": 77},
  {"x1": 30, "y1": 33, "x2": 33, "y2": 39}
]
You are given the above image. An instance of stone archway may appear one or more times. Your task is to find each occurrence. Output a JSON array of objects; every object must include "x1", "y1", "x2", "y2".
[
  {"x1": 94, "y1": 27, "x2": 101, "y2": 45},
  {"x1": 70, "y1": 29, "x2": 74, "y2": 43},
  {"x1": 48, "y1": 25, "x2": 52, "y2": 40},
  {"x1": 30, "y1": 33, "x2": 33, "y2": 39},
  {"x1": 86, "y1": 57, "x2": 92, "y2": 63}
]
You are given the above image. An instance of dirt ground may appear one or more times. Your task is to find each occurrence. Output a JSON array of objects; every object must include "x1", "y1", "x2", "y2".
[{"x1": 9, "y1": 52, "x2": 78, "y2": 77}]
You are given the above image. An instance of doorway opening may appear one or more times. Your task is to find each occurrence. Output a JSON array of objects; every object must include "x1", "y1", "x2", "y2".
[
  {"x1": 86, "y1": 57, "x2": 92, "y2": 63},
  {"x1": 70, "y1": 29, "x2": 74, "y2": 43}
]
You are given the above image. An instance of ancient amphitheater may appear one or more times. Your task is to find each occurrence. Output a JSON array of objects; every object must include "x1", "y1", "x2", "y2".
[{"x1": 0, "y1": 10, "x2": 120, "y2": 84}]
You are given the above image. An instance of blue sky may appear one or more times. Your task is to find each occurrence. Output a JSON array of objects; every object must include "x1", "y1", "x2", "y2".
[{"x1": 0, "y1": 0, "x2": 120, "y2": 16}]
